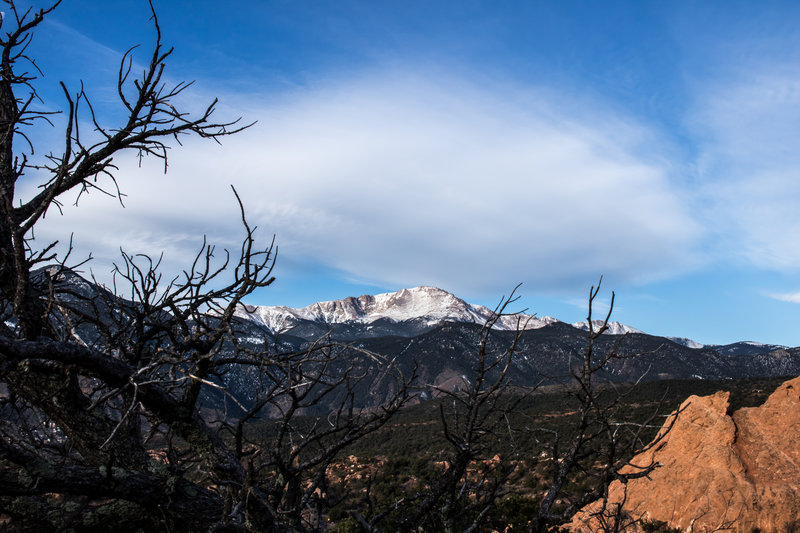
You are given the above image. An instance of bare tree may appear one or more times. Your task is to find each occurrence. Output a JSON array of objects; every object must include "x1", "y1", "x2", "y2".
[
  {"x1": 396, "y1": 290, "x2": 525, "y2": 533},
  {"x1": 0, "y1": 3, "x2": 681, "y2": 532},
  {"x1": 342, "y1": 282, "x2": 677, "y2": 533},
  {"x1": 534, "y1": 279, "x2": 678, "y2": 531},
  {"x1": 228, "y1": 339, "x2": 414, "y2": 531},
  {"x1": 0, "y1": 3, "x2": 411, "y2": 531},
  {"x1": 348, "y1": 289, "x2": 528, "y2": 533}
]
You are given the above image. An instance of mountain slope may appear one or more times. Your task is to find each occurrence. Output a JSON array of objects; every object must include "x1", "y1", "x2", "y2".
[{"x1": 44, "y1": 272, "x2": 800, "y2": 411}]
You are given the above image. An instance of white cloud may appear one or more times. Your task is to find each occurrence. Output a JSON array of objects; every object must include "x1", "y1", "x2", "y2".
[
  {"x1": 22, "y1": 71, "x2": 702, "y2": 296},
  {"x1": 769, "y1": 291, "x2": 800, "y2": 304},
  {"x1": 691, "y1": 65, "x2": 800, "y2": 270}
]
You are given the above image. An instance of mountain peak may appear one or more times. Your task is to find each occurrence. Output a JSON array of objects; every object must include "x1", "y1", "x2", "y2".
[{"x1": 237, "y1": 286, "x2": 557, "y2": 334}]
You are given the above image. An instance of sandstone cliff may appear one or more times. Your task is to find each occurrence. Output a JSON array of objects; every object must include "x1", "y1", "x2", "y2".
[{"x1": 570, "y1": 376, "x2": 800, "y2": 532}]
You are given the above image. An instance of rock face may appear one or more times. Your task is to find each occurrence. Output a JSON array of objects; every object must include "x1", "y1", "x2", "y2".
[{"x1": 570, "y1": 376, "x2": 800, "y2": 532}]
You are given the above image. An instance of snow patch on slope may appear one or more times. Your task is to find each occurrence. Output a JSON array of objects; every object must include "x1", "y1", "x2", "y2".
[
  {"x1": 571, "y1": 320, "x2": 642, "y2": 336},
  {"x1": 668, "y1": 337, "x2": 706, "y2": 349}
]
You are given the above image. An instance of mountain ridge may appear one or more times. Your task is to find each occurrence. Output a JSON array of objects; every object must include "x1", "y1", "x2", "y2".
[
  {"x1": 237, "y1": 286, "x2": 794, "y2": 351},
  {"x1": 31, "y1": 270, "x2": 800, "y2": 411},
  {"x1": 236, "y1": 285, "x2": 558, "y2": 336}
]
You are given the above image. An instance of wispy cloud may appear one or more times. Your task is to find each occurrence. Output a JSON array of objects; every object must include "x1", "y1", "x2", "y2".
[
  {"x1": 22, "y1": 70, "x2": 702, "y2": 297},
  {"x1": 13, "y1": 1, "x2": 800, "y2": 345},
  {"x1": 690, "y1": 63, "x2": 800, "y2": 271},
  {"x1": 768, "y1": 291, "x2": 800, "y2": 304},
  {"x1": 562, "y1": 296, "x2": 616, "y2": 318}
]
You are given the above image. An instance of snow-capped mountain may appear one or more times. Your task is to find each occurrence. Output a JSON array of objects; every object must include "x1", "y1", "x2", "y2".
[
  {"x1": 237, "y1": 286, "x2": 557, "y2": 334},
  {"x1": 571, "y1": 320, "x2": 642, "y2": 336},
  {"x1": 37, "y1": 271, "x2": 800, "y2": 405}
]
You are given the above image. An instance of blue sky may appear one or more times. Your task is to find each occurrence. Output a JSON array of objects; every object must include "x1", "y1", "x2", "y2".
[{"x1": 15, "y1": 0, "x2": 800, "y2": 345}]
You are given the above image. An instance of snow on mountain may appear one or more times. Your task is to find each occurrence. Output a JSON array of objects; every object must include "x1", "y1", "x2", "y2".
[
  {"x1": 705, "y1": 341, "x2": 790, "y2": 357},
  {"x1": 571, "y1": 320, "x2": 642, "y2": 336},
  {"x1": 668, "y1": 337, "x2": 706, "y2": 349},
  {"x1": 237, "y1": 286, "x2": 557, "y2": 334}
]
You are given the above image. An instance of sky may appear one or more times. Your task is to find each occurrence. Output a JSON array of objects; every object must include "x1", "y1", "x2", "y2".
[{"x1": 11, "y1": 0, "x2": 800, "y2": 346}]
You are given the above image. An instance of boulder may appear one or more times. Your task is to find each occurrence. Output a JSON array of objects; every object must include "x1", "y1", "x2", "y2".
[{"x1": 569, "y1": 376, "x2": 800, "y2": 532}]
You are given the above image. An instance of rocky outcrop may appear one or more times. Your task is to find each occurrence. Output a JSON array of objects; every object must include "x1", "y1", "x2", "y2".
[{"x1": 570, "y1": 376, "x2": 800, "y2": 532}]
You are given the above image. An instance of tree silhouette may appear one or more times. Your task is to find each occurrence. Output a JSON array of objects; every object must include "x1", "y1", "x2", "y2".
[
  {"x1": 0, "y1": 3, "x2": 678, "y2": 532},
  {"x1": 0, "y1": 3, "x2": 411, "y2": 531}
]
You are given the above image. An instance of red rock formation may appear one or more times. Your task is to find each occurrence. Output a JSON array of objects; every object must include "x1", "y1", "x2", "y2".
[{"x1": 570, "y1": 376, "x2": 800, "y2": 532}]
